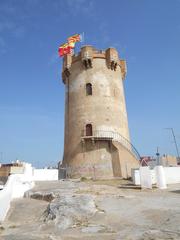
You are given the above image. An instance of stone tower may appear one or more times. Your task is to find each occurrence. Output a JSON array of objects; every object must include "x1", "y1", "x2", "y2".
[{"x1": 61, "y1": 46, "x2": 140, "y2": 179}]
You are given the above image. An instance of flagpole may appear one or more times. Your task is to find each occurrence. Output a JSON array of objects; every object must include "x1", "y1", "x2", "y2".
[
  {"x1": 81, "y1": 32, "x2": 85, "y2": 44},
  {"x1": 79, "y1": 32, "x2": 84, "y2": 49}
]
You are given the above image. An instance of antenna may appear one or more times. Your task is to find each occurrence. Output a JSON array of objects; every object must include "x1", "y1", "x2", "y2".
[
  {"x1": 165, "y1": 128, "x2": 180, "y2": 161},
  {"x1": 81, "y1": 32, "x2": 85, "y2": 43},
  {"x1": 156, "y1": 147, "x2": 160, "y2": 165},
  {"x1": 0, "y1": 152, "x2": 3, "y2": 162}
]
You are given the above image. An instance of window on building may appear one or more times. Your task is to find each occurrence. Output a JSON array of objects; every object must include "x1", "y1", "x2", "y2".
[
  {"x1": 86, "y1": 124, "x2": 93, "y2": 136},
  {"x1": 86, "y1": 83, "x2": 92, "y2": 95}
]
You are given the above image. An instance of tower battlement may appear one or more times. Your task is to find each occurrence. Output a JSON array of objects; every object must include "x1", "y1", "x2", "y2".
[{"x1": 62, "y1": 46, "x2": 127, "y2": 84}]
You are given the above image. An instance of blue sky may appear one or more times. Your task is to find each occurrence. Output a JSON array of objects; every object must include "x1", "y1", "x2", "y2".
[{"x1": 0, "y1": 0, "x2": 180, "y2": 167}]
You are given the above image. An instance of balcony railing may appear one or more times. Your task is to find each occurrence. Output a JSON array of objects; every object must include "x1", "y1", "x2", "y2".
[{"x1": 81, "y1": 130, "x2": 141, "y2": 161}]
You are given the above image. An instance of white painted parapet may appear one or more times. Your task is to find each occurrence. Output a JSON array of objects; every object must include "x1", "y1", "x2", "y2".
[
  {"x1": 139, "y1": 166, "x2": 152, "y2": 189},
  {"x1": 0, "y1": 163, "x2": 58, "y2": 222},
  {"x1": 0, "y1": 174, "x2": 14, "y2": 222},
  {"x1": 131, "y1": 168, "x2": 141, "y2": 185},
  {"x1": 33, "y1": 169, "x2": 58, "y2": 181},
  {"x1": 132, "y1": 168, "x2": 156, "y2": 185},
  {"x1": 164, "y1": 167, "x2": 180, "y2": 184},
  {"x1": 0, "y1": 174, "x2": 34, "y2": 222},
  {"x1": 0, "y1": 163, "x2": 34, "y2": 222},
  {"x1": 155, "y1": 166, "x2": 167, "y2": 189},
  {"x1": 132, "y1": 166, "x2": 180, "y2": 186}
]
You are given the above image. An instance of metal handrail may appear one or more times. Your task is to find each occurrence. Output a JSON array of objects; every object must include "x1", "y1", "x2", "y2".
[{"x1": 82, "y1": 130, "x2": 141, "y2": 161}]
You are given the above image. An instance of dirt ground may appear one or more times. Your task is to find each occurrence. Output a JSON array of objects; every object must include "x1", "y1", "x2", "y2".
[{"x1": 1, "y1": 179, "x2": 180, "y2": 240}]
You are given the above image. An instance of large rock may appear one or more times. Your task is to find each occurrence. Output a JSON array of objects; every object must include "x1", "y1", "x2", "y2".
[{"x1": 43, "y1": 194, "x2": 97, "y2": 230}]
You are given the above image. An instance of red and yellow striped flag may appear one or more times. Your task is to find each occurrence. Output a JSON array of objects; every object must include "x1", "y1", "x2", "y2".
[
  {"x1": 58, "y1": 43, "x2": 72, "y2": 57},
  {"x1": 58, "y1": 34, "x2": 82, "y2": 57},
  {"x1": 68, "y1": 34, "x2": 82, "y2": 45}
]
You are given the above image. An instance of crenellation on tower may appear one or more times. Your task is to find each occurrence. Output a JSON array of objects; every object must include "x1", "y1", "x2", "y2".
[
  {"x1": 105, "y1": 47, "x2": 119, "y2": 71},
  {"x1": 62, "y1": 54, "x2": 72, "y2": 83},
  {"x1": 62, "y1": 46, "x2": 127, "y2": 84},
  {"x1": 119, "y1": 60, "x2": 127, "y2": 80},
  {"x1": 81, "y1": 45, "x2": 93, "y2": 69}
]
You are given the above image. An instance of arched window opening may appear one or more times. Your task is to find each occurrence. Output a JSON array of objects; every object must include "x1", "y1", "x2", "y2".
[
  {"x1": 86, "y1": 83, "x2": 92, "y2": 96},
  {"x1": 86, "y1": 124, "x2": 93, "y2": 136}
]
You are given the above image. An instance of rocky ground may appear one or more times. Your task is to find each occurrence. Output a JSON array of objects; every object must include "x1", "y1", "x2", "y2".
[{"x1": 1, "y1": 179, "x2": 180, "y2": 240}]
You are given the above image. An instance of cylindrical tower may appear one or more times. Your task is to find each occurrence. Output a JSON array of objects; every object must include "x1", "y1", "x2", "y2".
[{"x1": 61, "y1": 46, "x2": 139, "y2": 179}]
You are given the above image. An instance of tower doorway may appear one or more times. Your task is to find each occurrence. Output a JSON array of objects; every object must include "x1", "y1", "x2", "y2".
[{"x1": 86, "y1": 124, "x2": 93, "y2": 136}]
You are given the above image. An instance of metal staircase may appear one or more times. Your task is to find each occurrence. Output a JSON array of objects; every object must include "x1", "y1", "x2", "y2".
[{"x1": 81, "y1": 130, "x2": 141, "y2": 161}]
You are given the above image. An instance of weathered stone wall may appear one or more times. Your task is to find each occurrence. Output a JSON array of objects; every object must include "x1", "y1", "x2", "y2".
[
  {"x1": 112, "y1": 141, "x2": 140, "y2": 178},
  {"x1": 62, "y1": 46, "x2": 139, "y2": 178}
]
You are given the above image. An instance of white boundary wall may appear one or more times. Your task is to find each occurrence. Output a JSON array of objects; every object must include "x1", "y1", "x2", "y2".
[
  {"x1": 33, "y1": 169, "x2": 58, "y2": 181},
  {"x1": 0, "y1": 163, "x2": 34, "y2": 222},
  {"x1": 164, "y1": 167, "x2": 180, "y2": 183},
  {"x1": 132, "y1": 166, "x2": 180, "y2": 185},
  {"x1": 139, "y1": 167, "x2": 152, "y2": 189},
  {"x1": 0, "y1": 165, "x2": 58, "y2": 222}
]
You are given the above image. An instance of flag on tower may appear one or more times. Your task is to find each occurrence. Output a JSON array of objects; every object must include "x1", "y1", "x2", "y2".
[
  {"x1": 58, "y1": 43, "x2": 72, "y2": 57},
  {"x1": 68, "y1": 41, "x2": 76, "y2": 49},
  {"x1": 68, "y1": 34, "x2": 82, "y2": 44},
  {"x1": 58, "y1": 33, "x2": 83, "y2": 57}
]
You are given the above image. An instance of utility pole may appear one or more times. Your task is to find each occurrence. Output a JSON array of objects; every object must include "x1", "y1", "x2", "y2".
[{"x1": 165, "y1": 128, "x2": 180, "y2": 161}]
